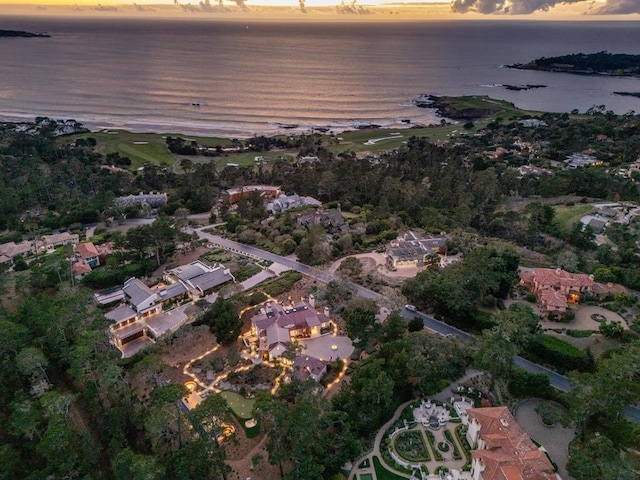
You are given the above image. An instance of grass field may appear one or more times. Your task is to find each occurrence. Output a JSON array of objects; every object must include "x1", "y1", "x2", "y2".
[
  {"x1": 209, "y1": 150, "x2": 296, "y2": 170},
  {"x1": 327, "y1": 124, "x2": 475, "y2": 154},
  {"x1": 220, "y1": 391, "x2": 255, "y2": 420},
  {"x1": 68, "y1": 131, "x2": 174, "y2": 170},
  {"x1": 327, "y1": 96, "x2": 540, "y2": 154},
  {"x1": 64, "y1": 95, "x2": 540, "y2": 170},
  {"x1": 553, "y1": 204, "x2": 594, "y2": 231},
  {"x1": 68, "y1": 130, "x2": 231, "y2": 170},
  {"x1": 372, "y1": 456, "x2": 407, "y2": 480},
  {"x1": 436, "y1": 95, "x2": 532, "y2": 116}
]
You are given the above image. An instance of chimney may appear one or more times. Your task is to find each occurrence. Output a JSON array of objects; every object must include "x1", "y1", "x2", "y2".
[
  {"x1": 308, "y1": 293, "x2": 315, "y2": 308},
  {"x1": 324, "y1": 306, "x2": 330, "y2": 317}
]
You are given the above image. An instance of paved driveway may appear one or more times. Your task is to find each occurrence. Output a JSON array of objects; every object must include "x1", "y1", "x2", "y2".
[
  {"x1": 573, "y1": 305, "x2": 628, "y2": 330},
  {"x1": 514, "y1": 399, "x2": 575, "y2": 480},
  {"x1": 508, "y1": 299, "x2": 629, "y2": 331}
]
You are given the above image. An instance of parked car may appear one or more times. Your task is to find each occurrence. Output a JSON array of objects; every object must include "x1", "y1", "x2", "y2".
[{"x1": 404, "y1": 304, "x2": 417, "y2": 312}]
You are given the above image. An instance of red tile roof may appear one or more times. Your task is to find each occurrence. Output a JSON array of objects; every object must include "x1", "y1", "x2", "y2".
[
  {"x1": 469, "y1": 407, "x2": 556, "y2": 480},
  {"x1": 75, "y1": 242, "x2": 99, "y2": 259},
  {"x1": 73, "y1": 262, "x2": 92, "y2": 275},
  {"x1": 530, "y1": 268, "x2": 593, "y2": 290},
  {"x1": 539, "y1": 289, "x2": 567, "y2": 311}
]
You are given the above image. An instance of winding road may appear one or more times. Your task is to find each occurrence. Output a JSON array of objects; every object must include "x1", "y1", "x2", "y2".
[{"x1": 185, "y1": 226, "x2": 640, "y2": 424}]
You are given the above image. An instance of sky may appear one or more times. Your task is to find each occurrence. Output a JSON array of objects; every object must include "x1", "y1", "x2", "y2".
[{"x1": 2, "y1": 0, "x2": 640, "y2": 17}]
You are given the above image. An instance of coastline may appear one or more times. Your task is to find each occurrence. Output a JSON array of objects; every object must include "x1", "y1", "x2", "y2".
[{"x1": 0, "y1": 111, "x2": 435, "y2": 139}]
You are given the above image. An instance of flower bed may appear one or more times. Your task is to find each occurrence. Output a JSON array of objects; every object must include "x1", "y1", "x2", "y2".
[
  {"x1": 444, "y1": 429, "x2": 462, "y2": 460},
  {"x1": 394, "y1": 430, "x2": 430, "y2": 462},
  {"x1": 425, "y1": 430, "x2": 443, "y2": 461},
  {"x1": 455, "y1": 424, "x2": 472, "y2": 469}
]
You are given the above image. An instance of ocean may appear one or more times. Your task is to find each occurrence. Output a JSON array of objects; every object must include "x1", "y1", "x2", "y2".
[{"x1": 2, "y1": 16, "x2": 640, "y2": 137}]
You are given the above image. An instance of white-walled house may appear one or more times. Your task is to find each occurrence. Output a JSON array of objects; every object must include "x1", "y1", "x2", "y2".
[{"x1": 466, "y1": 407, "x2": 559, "y2": 480}]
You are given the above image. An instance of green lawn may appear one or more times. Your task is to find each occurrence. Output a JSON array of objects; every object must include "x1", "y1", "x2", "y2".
[
  {"x1": 67, "y1": 131, "x2": 175, "y2": 170},
  {"x1": 211, "y1": 150, "x2": 296, "y2": 170},
  {"x1": 360, "y1": 474, "x2": 374, "y2": 480},
  {"x1": 436, "y1": 95, "x2": 528, "y2": 115},
  {"x1": 65, "y1": 95, "x2": 541, "y2": 167},
  {"x1": 326, "y1": 96, "x2": 541, "y2": 155},
  {"x1": 220, "y1": 391, "x2": 255, "y2": 420},
  {"x1": 115, "y1": 142, "x2": 175, "y2": 170},
  {"x1": 326, "y1": 125, "x2": 462, "y2": 154},
  {"x1": 68, "y1": 130, "x2": 232, "y2": 170},
  {"x1": 553, "y1": 204, "x2": 594, "y2": 231},
  {"x1": 372, "y1": 456, "x2": 407, "y2": 480}
]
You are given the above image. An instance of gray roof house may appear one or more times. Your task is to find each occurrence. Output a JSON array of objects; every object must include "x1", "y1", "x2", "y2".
[
  {"x1": 266, "y1": 193, "x2": 321, "y2": 214},
  {"x1": 123, "y1": 277, "x2": 158, "y2": 313},
  {"x1": 165, "y1": 260, "x2": 235, "y2": 297},
  {"x1": 386, "y1": 231, "x2": 448, "y2": 269},
  {"x1": 296, "y1": 208, "x2": 349, "y2": 234}
]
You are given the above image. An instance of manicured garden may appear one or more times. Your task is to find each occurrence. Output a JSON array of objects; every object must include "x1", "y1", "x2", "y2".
[
  {"x1": 444, "y1": 429, "x2": 462, "y2": 460},
  {"x1": 424, "y1": 430, "x2": 443, "y2": 461},
  {"x1": 373, "y1": 456, "x2": 409, "y2": 480},
  {"x1": 394, "y1": 430, "x2": 430, "y2": 462}
]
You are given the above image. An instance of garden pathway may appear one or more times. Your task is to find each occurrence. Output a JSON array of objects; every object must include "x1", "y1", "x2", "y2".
[
  {"x1": 348, "y1": 369, "x2": 482, "y2": 480},
  {"x1": 348, "y1": 399, "x2": 414, "y2": 480}
]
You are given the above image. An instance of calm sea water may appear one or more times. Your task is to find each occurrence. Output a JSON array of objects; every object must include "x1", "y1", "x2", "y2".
[{"x1": 2, "y1": 16, "x2": 640, "y2": 136}]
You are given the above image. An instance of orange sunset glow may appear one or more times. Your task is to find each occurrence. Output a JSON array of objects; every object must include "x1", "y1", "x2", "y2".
[{"x1": 2, "y1": 0, "x2": 640, "y2": 19}]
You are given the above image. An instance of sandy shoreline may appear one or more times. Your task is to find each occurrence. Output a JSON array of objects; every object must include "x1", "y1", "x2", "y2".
[{"x1": 0, "y1": 112, "x2": 433, "y2": 139}]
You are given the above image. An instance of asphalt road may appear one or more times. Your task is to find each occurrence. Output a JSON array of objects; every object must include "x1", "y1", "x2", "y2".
[
  {"x1": 189, "y1": 227, "x2": 640, "y2": 424},
  {"x1": 187, "y1": 227, "x2": 380, "y2": 300}
]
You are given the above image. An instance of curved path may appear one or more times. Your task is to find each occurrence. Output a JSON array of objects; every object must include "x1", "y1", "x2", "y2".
[
  {"x1": 184, "y1": 227, "x2": 640, "y2": 424},
  {"x1": 347, "y1": 399, "x2": 414, "y2": 480},
  {"x1": 514, "y1": 399, "x2": 574, "y2": 480},
  {"x1": 364, "y1": 133, "x2": 403, "y2": 145},
  {"x1": 348, "y1": 369, "x2": 481, "y2": 480}
]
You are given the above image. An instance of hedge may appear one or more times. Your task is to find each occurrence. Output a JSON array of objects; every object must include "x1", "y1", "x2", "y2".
[
  {"x1": 443, "y1": 429, "x2": 462, "y2": 460},
  {"x1": 507, "y1": 368, "x2": 554, "y2": 399},
  {"x1": 424, "y1": 431, "x2": 443, "y2": 461},
  {"x1": 523, "y1": 335, "x2": 595, "y2": 373}
]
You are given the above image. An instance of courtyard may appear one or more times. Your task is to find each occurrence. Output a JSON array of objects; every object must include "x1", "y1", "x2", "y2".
[
  {"x1": 514, "y1": 398, "x2": 575, "y2": 480},
  {"x1": 298, "y1": 334, "x2": 355, "y2": 362},
  {"x1": 505, "y1": 299, "x2": 629, "y2": 331},
  {"x1": 350, "y1": 398, "x2": 475, "y2": 480}
]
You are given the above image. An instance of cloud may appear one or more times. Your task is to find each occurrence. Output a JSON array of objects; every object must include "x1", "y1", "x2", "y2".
[
  {"x1": 451, "y1": 0, "x2": 586, "y2": 14},
  {"x1": 589, "y1": 0, "x2": 640, "y2": 13}
]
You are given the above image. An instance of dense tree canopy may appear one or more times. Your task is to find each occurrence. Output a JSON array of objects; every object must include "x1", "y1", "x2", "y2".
[{"x1": 194, "y1": 297, "x2": 241, "y2": 346}]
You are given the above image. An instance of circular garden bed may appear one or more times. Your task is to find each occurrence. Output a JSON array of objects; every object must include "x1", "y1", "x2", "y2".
[{"x1": 394, "y1": 430, "x2": 430, "y2": 462}]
